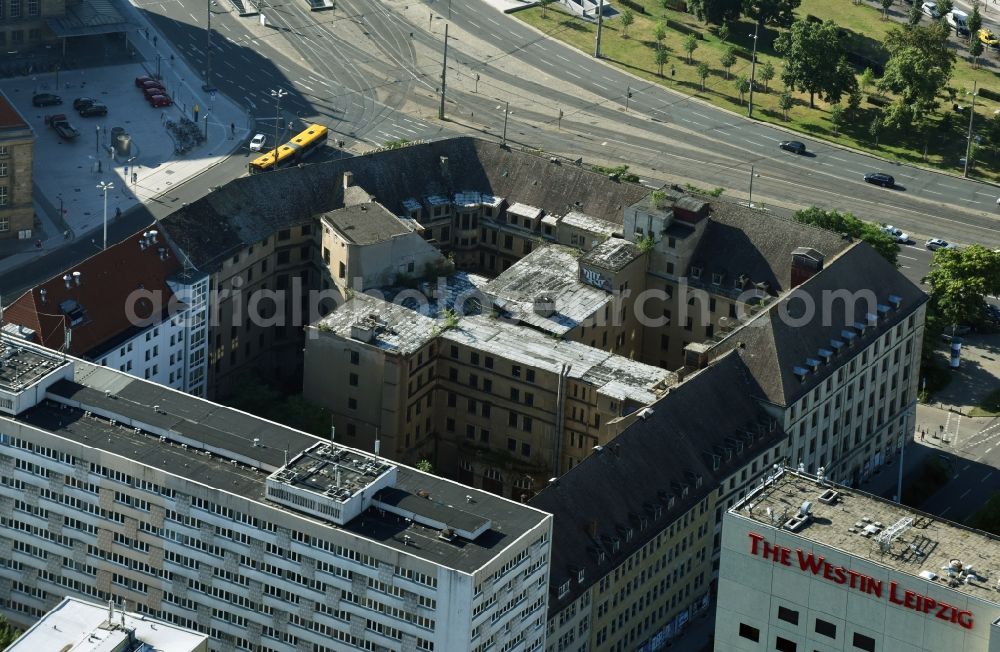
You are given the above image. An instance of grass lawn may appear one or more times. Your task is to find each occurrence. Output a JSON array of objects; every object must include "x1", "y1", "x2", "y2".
[
  {"x1": 517, "y1": 0, "x2": 1000, "y2": 181},
  {"x1": 970, "y1": 387, "x2": 1000, "y2": 416}
]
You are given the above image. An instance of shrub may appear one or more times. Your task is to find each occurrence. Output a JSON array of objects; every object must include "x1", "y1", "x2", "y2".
[
  {"x1": 867, "y1": 94, "x2": 891, "y2": 107},
  {"x1": 619, "y1": 0, "x2": 647, "y2": 13}
]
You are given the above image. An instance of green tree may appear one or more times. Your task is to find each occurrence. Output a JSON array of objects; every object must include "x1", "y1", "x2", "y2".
[
  {"x1": 759, "y1": 60, "x2": 775, "y2": 91},
  {"x1": 654, "y1": 20, "x2": 667, "y2": 49},
  {"x1": 697, "y1": 61, "x2": 711, "y2": 88},
  {"x1": 881, "y1": 0, "x2": 893, "y2": 19},
  {"x1": 655, "y1": 47, "x2": 670, "y2": 76},
  {"x1": 925, "y1": 245, "x2": 1000, "y2": 331},
  {"x1": 538, "y1": 0, "x2": 556, "y2": 17},
  {"x1": 684, "y1": 33, "x2": 700, "y2": 63},
  {"x1": 620, "y1": 8, "x2": 635, "y2": 38},
  {"x1": 869, "y1": 113, "x2": 883, "y2": 146},
  {"x1": 775, "y1": 19, "x2": 858, "y2": 108},
  {"x1": 717, "y1": 23, "x2": 730, "y2": 42},
  {"x1": 743, "y1": 0, "x2": 800, "y2": 27},
  {"x1": 829, "y1": 103, "x2": 846, "y2": 135},
  {"x1": 416, "y1": 459, "x2": 435, "y2": 474},
  {"x1": 859, "y1": 66, "x2": 875, "y2": 94},
  {"x1": 908, "y1": 4, "x2": 922, "y2": 26},
  {"x1": 687, "y1": 0, "x2": 742, "y2": 24},
  {"x1": 878, "y1": 23, "x2": 955, "y2": 124},
  {"x1": 971, "y1": 37, "x2": 984, "y2": 68},
  {"x1": 735, "y1": 74, "x2": 751, "y2": 102},
  {"x1": 847, "y1": 88, "x2": 862, "y2": 114},
  {"x1": 984, "y1": 111, "x2": 1000, "y2": 155},
  {"x1": 793, "y1": 207, "x2": 899, "y2": 265},
  {"x1": 0, "y1": 616, "x2": 18, "y2": 649},
  {"x1": 778, "y1": 89, "x2": 793, "y2": 120},
  {"x1": 720, "y1": 46, "x2": 737, "y2": 79},
  {"x1": 969, "y1": 1, "x2": 983, "y2": 40},
  {"x1": 936, "y1": 0, "x2": 953, "y2": 17}
]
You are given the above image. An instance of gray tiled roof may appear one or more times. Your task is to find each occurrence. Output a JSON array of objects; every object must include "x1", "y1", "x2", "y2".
[
  {"x1": 690, "y1": 203, "x2": 851, "y2": 294},
  {"x1": 710, "y1": 242, "x2": 927, "y2": 406},
  {"x1": 159, "y1": 139, "x2": 649, "y2": 271},
  {"x1": 529, "y1": 351, "x2": 783, "y2": 612}
]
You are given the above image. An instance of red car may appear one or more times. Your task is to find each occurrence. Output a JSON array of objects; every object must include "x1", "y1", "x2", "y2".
[
  {"x1": 134, "y1": 75, "x2": 157, "y2": 87},
  {"x1": 148, "y1": 94, "x2": 173, "y2": 107},
  {"x1": 143, "y1": 86, "x2": 167, "y2": 100},
  {"x1": 141, "y1": 80, "x2": 165, "y2": 93}
]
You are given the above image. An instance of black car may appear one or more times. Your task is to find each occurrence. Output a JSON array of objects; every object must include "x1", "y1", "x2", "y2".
[
  {"x1": 864, "y1": 172, "x2": 894, "y2": 187},
  {"x1": 779, "y1": 140, "x2": 806, "y2": 155},
  {"x1": 78, "y1": 103, "x2": 108, "y2": 117},
  {"x1": 32, "y1": 93, "x2": 62, "y2": 107},
  {"x1": 73, "y1": 97, "x2": 97, "y2": 111}
]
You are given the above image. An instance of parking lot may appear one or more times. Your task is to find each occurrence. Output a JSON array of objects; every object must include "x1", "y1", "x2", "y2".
[{"x1": 0, "y1": 21, "x2": 247, "y2": 273}]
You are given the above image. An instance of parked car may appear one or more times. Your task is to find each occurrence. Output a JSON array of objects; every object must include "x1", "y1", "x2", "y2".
[
  {"x1": 778, "y1": 140, "x2": 806, "y2": 155},
  {"x1": 147, "y1": 94, "x2": 173, "y2": 108},
  {"x1": 921, "y1": 1, "x2": 940, "y2": 18},
  {"x1": 985, "y1": 302, "x2": 1000, "y2": 324},
  {"x1": 32, "y1": 93, "x2": 62, "y2": 107},
  {"x1": 881, "y1": 225, "x2": 909, "y2": 243},
  {"x1": 979, "y1": 28, "x2": 1000, "y2": 48},
  {"x1": 135, "y1": 75, "x2": 157, "y2": 87},
  {"x1": 44, "y1": 114, "x2": 80, "y2": 140},
  {"x1": 72, "y1": 97, "x2": 97, "y2": 111},
  {"x1": 141, "y1": 80, "x2": 165, "y2": 93},
  {"x1": 78, "y1": 103, "x2": 108, "y2": 117},
  {"x1": 946, "y1": 9, "x2": 970, "y2": 35},
  {"x1": 926, "y1": 238, "x2": 956, "y2": 251},
  {"x1": 249, "y1": 133, "x2": 267, "y2": 152},
  {"x1": 864, "y1": 172, "x2": 895, "y2": 187},
  {"x1": 143, "y1": 86, "x2": 167, "y2": 100}
]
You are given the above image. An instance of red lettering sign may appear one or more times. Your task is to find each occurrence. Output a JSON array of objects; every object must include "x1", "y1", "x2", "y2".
[{"x1": 748, "y1": 532, "x2": 973, "y2": 630}]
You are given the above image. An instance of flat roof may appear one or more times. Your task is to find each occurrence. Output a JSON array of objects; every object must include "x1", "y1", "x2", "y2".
[
  {"x1": 315, "y1": 293, "x2": 439, "y2": 355},
  {"x1": 579, "y1": 237, "x2": 642, "y2": 272},
  {"x1": 483, "y1": 245, "x2": 611, "y2": 336},
  {"x1": 443, "y1": 315, "x2": 675, "y2": 403},
  {"x1": 0, "y1": 341, "x2": 68, "y2": 393},
  {"x1": 322, "y1": 203, "x2": 412, "y2": 245},
  {"x1": 731, "y1": 470, "x2": 1000, "y2": 603},
  {"x1": 560, "y1": 210, "x2": 619, "y2": 237},
  {"x1": 7, "y1": 596, "x2": 207, "y2": 652},
  {"x1": 276, "y1": 441, "x2": 395, "y2": 502}
]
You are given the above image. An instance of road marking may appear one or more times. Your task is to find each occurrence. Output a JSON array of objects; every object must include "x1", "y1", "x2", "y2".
[
  {"x1": 975, "y1": 191, "x2": 996, "y2": 197},
  {"x1": 955, "y1": 197, "x2": 980, "y2": 204},
  {"x1": 983, "y1": 472, "x2": 993, "y2": 482},
  {"x1": 963, "y1": 463, "x2": 971, "y2": 471},
  {"x1": 535, "y1": 44, "x2": 548, "y2": 51},
  {"x1": 691, "y1": 111, "x2": 712, "y2": 120},
  {"x1": 224, "y1": 61, "x2": 236, "y2": 70},
  {"x1": 941, "y1": 506, "x2": 952, "y2": 516},
  {"x1": 961, "y1": 488, "x2": 972, "y2": 499},
  {"x1": 899, "y1": 254, "x2": 917, "y2": 260},
  {"x1": 486, "y1": 16, "x2": 500, "y2": 25},
  {"x1": 557, "y1": 54, "x2": 571, "y2": 62},
  {"x1": 298, "y1": 82, "x2": 314, "y2": 91},
  {"x1": 828, "y1": 156, "x2": 848, "y2": 163},
  {"x1": 467, "y1": 19, "x2": 481, "y2": 29},
  {"x1": 592, "y1": 82, "x2": 608, "y2": 91},
  {"x1": 246, "y1": 98, "x2": 256, "y2": 109},
  {"x1": 188, "y1": 12, "x2": 198, "y2": 22},
  {"x1": 923, "y1": 189, "x2": 944, "y2": 195},
  {"x1": 565, "y1": 70, "x2": 582, "y2": 79}
]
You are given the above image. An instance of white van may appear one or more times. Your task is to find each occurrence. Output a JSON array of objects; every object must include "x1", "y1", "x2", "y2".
[{"x1": 947, "y1": 9, "x2": 970, "y2": 35}]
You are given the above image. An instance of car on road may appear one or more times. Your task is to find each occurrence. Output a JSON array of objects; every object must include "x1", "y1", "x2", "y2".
[
  {"x1": 881, "y1": 225, "x2": 909, "y2": 243},
  {"x1": 78, "y1": 103, "x2": 108, "y2": 117},
  {"x1": 32, "y1": 93, "x2": 62, "y2": 107},
  {"x1": 921, "y1": 1, "x2": 940, "y2": 18},
  {"x1": 985, "y1": 302, "x2": 1000, "y2": 324},
  {"x1": 864, "y1": 172, "x2": 895, "y2": 187},
  {"x1": 73, "y1": 97, "x2": 97, "y2": 111},
  {"x1": 979, "y1": 28, "x2": 1000, "y2": 48},
  {"x1": 249, "y1": 134, "x2": 267, "y2": 152},
  {"x1": 147, "y1": 94, "x2": 173, "y2": 108},
  {"x1": 778, "y1": 140, "x2": 806, "y2": 155},
  {"x1": 946, "y1": 9, "x2": 970, "y2": 36},
  {"x1": 926, "y1": 238, "x2": 956, "y2": 251}
]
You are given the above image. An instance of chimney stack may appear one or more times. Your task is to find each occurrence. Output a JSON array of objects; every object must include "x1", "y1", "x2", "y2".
[
  {"x1": 790, "y1": 247, "x2": 824, "y2": 288},
  {"x1": 72, "y1": 271, "x2": 81, "y2": 287},
  {"x1": 343, "y1": 171, "x2": 354, "y2": 190}
]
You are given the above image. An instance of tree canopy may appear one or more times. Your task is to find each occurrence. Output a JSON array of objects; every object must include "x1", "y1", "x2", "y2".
[
  {"x1": 878, "y1": 23, "x2": 955, "y2": 123},
  {"x1": 688, "y1": 0, "x2": 742, "y2": 24},
  {"x1": 0, "y1": 617, "x2": 18, "y2": 649},
  {"x1": 775, "y1": 19, "x2": 857, "y2": 108},
  {"x1": 792, "y1": 207, "x2": 899, "y2": 265},
  {"x1": 743, "y1": 0, "x2": 799, "y2": 27},
  {"x1": 924, "y1": 244, "x2": 1000, "y2": 332}
]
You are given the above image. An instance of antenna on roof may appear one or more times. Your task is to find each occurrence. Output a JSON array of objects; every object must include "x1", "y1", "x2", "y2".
[
  {"x1": 374, "y1": 427, "x2": 380, "y2": 463},
  {"x1": 330, "y1": 424, "x2": 335, "y2": 445},
  {"x1": 284, "y1": 448, "x2": 288, "y2": 466}
]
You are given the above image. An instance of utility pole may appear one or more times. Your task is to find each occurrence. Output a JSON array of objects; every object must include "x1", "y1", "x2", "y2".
[
  {"x1": 748, "y1": 165, "x2": 755, "y2": 208},
  {"x1": 594, "y1": 0, "x2": 604, "y2": 58},
  {"x1": 97, "y1": 181, "x2": 113, "y2": 251},
  {"x1": 964, "y1": 81, "x2": 977, "y2": 178},
  {"x1": 204, "y1": 0, "x2": 214, "y2": 91},
  {"x1": 625, "y1": 86, "x2": 631, "y2": 112},
  {"x1": 747, "y1": 21, "x2": 759, "y2": 118},
  {"x1": 270, "y1": 88, "x2": 286, "y2": 169},
  {"x1": 439, "y1": 23, "x2": 448, "y2": 120},
  {"x1": 501, "y1": 101, "x2": 509, "y2": 146}
]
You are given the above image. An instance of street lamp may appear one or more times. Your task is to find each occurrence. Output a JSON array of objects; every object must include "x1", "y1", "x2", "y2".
[
  {"x1": 127, "y1": 156, "x2": 138, "y2": 197},
  {"x1": 97, "y1": 181, "x2": 114, "y2": 250},
  {"x1": 270, "y1": 88, "x2": 287, "y2": 170},
  {"x1": 748, "y1": 166, "x2": 760, "y2": 208},
  {"x1": 963, "y1": 81, "x2": 978, "y2": 178},
  {"x1": 95, "y1": 124, "x2": 100, "y2": 156},
  {"x1": 748, "y1": 21, "x2": 759, "y2": 119}
]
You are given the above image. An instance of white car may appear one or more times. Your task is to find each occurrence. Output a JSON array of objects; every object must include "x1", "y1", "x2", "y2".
[
  {"x1": 926, "y1": 238, "x2": 956, "y2": 251},
  {"x1": 249, "y1": 133, "x2": 267, "y2": 152},
  {"x1": 881, "y1": 225, "x2": 909, "y2": 243},
  {"x1": 921, "y1": 1, "x2": 940, "y2": 18}
]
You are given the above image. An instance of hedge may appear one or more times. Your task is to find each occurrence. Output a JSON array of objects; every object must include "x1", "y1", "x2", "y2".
[
  {"x1": 867, "y1": 94, "x2": 890, "y2": 107},
  {"x1": 979, "y1": 87, "x2": 1000, "y2": 102},
  {"x1": 661, "y1": 0, "x2": 687, "y2": 10},
  {"x1": 619, "y1": 0, "x2": 647, "y2": 14}
]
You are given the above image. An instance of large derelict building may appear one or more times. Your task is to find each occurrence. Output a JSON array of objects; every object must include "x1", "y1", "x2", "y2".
[
  {"x1": 715, "y1": 469, "x2": 1000, "y2": 652},
  {"x1": 0, "y1": 334, "x2": 552, "y2": 652}
]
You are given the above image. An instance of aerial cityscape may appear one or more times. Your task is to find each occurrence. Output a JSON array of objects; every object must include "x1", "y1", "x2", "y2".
[{"x1": 0, "y1": 0, "x2": 999, "y2": 649}]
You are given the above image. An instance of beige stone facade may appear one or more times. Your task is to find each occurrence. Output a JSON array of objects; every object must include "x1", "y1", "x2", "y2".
[
  {"x1": 0, "y1": 0, "x2": 65, "y2": 50},
  {"x1": 0, "y1": 91, "x2": 33, "y2": 240}
]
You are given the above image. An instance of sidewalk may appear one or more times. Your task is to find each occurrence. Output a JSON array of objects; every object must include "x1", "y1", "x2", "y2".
[{"x1": 0, "y1": 4, "x2": 251, "y2": 279}]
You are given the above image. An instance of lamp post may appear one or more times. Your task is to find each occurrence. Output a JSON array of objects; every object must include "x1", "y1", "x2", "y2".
[
  {"x1": 747, "y1": 21, "x2": 759, "y2": 118},
  {"x1": 501, "y1": 101, "x2": 509, "y2": 147},
  {"x1": 963, "y1": 81, "x2": 978, "y2": 178},
  {"x1": 127, "y1": 156, "x2": 138, "y2": 197},
  {"x1": 97, "y1": 181, "x2": 114, "y2": 251},
  {"x1": 748, "y1": 165, "x2": 760, "y2": 208},
  {"x1": 270, "y1": 88, "x2": 287, "y2": 169},
  {"x1": 95, "y1": 125, "x2": 100, "y2": 156}
]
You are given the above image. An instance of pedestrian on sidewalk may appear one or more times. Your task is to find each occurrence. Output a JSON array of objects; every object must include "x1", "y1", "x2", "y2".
[
  {"x1": 230, "y1": 122, "x2": 235, "y2": 138},
  {"x1": 153, "y1": 35, "x2": 158, "y2": 46},
  {"x1": 115, "y1": 206, "x2": 122, "y2": 220},
  {"x1": 145, "y1": 27, "x2": 150, "y2": 39}
]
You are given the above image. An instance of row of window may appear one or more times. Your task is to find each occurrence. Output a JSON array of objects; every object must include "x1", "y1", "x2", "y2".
[{"x1": 739, "y1": 615, "x2": 876, "y2": 651}]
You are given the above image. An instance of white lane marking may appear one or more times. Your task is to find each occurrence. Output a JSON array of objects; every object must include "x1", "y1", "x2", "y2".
[
  {"x1": 956, "y1": 197, "x2": 980, "y2": 204},
  {"x1": 899, "y1": 254, "x2": 917, "y2": 261},
  {"x1": 224, "y1": 61, "x2": 236, "y2": 69},
  {"x1": 486, "y1": 16, "x2": 500, "y2": 25},
  {"x1": 691, "y1": 111, "x2": 712, "y2": 120},
  {"x1": 536, "y1": 43, "x2": 548, "y2": 51},
  {"x1": 298, "y1": 82, "x2": 314, "y2": 91},
  {"x1": 188, "y1": 12, "x2": 199, "y2": 22},
  {"x1": 467, "y1": 19, "x2": 481, "y2": 29},
  {"x1": 565, "y1": 70, "x2": 582, "y2": 79},
  {"x1": 828, "y1": 156, "x2": 848, "y2": 163},
  {"x1": 592, "y1": 82, "x2": 608, "y2": 91},
  {"x1": 923, "y1": 189, "x2": 944, "y2": 195},
  {"x1": 983, "y1": 472, "x2": 993, "y2": 482},
  {"x1": 557, "y1": 54, "x2": 571, "y2": 62},
  {"x1": 960, "y1": 488, "x2": 972, "y2": 499}
]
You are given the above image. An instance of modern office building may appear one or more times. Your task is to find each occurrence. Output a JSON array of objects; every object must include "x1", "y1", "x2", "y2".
[
  {"x1": 716, "y1": 469, "x2": 1000, "y2": 652},
  {"x1": 5, "y1": 229, "x2": 209, "y2": 396},
  {"x1": 6, "y1": 596, "x2": 209, "y2": 652},
  {"x1": 0, "y1": 91, "x2": 32, "y2": 240},
  {"x1": 0, "y1": 333, "x2": 552, "y2": 652}
]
